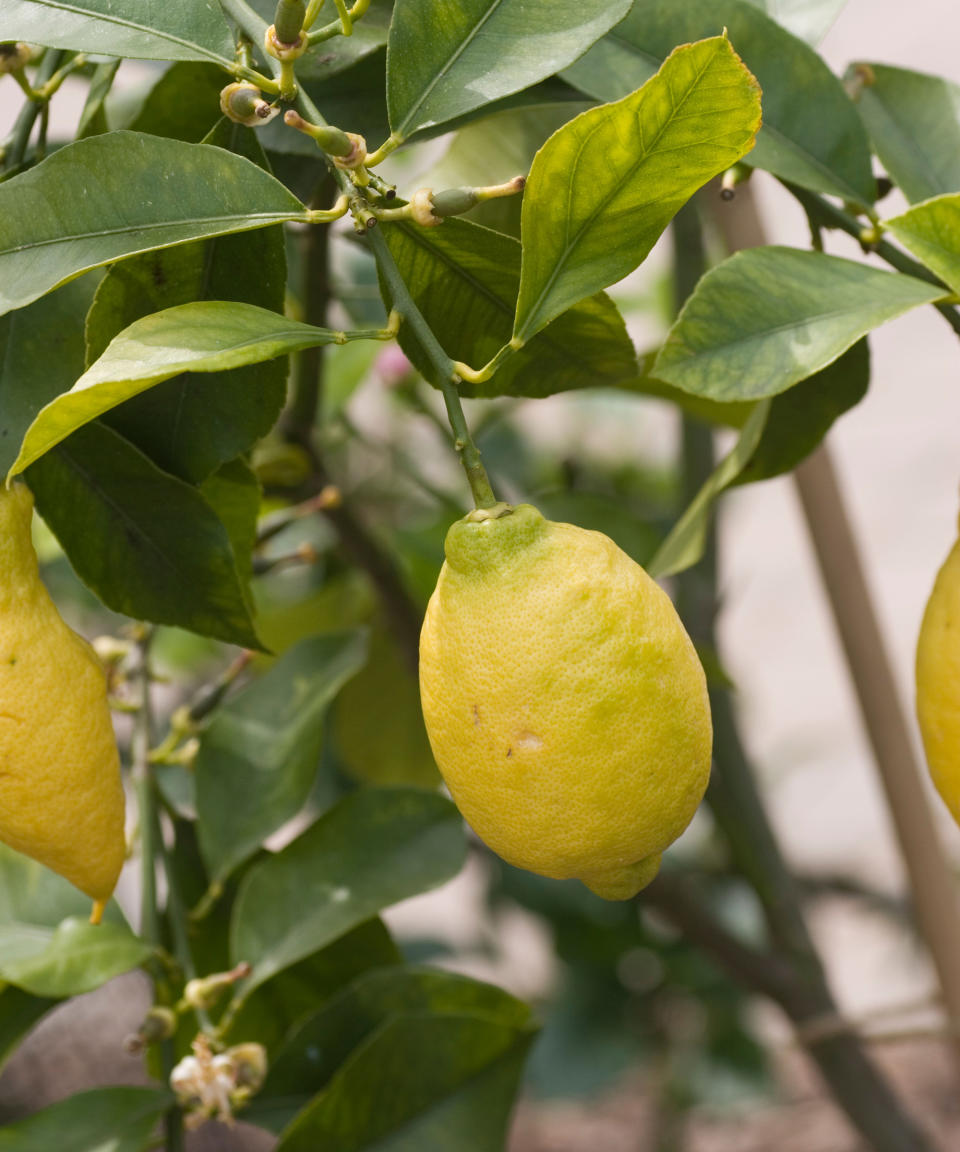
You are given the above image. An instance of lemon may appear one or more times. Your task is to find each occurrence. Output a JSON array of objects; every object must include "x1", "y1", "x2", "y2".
[
  {"x1": 0, "y1": 482, "x2": 125, "y2": 923},
  {"x1": 916, "y1": 504, "x2": 960, "y2": 824},
  {"x1": 419, "y1": 503, "x2": 712, "y2": 899}
]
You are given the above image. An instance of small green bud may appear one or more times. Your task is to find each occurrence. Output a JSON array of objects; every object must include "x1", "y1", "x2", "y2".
[
  {"x1": 274, "y1": 0, "x2": 307, "y2": 45},
  {"x1": 430, "y1": 188, "x2": 479, "y2": 218}
]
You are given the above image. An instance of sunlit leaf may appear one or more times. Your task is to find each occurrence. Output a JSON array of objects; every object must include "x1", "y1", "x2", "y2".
[{"x1": 885, "y1": 194, "x2": 960, "y2": 295}]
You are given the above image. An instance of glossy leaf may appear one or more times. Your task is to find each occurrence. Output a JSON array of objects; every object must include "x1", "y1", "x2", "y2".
[
  {"x1": 84, "y1": 119, "x2": 290, "y2": 482},
  {"x1": 382, "y1": 219, "x2": 636, "y2": 398},
  {"x1": 231, "y1": 790, "x2": 466, "y2": 994},
  {"x1": 276, "y1": 1012, "x2": 534, "y2": 1151},
  {"x1": 386, "y1": 0, "x2": 630, "y2": 138},
  {"x1": 11, "y1": 303, "x2": 341, "y2": 480},
  {"x1": 263, "y1": 967, "x2": 534, "y2": 1111},
  {"x1": 0, "y1": 132, "x2": 306, "y2": 317},
  {"x1": 742, "y1": 0, "x2": 847, "y2": 44},
  {"x1": 28, "y1": 422, "x2": 261, "y2": 648},
  {"x1": 885, "y1": 195, "x2": 960, "y2": 295},
  {"x1": 850, "y1": 63, "x2": 960, "y2": 204},
  {"x1": 197, "y1": 632, "x2": 369, "y2": 886},
  {"x1": 0, "y1": 0, "x2": 235, "y2": 65},
  {"x1": 653, "y1": 247, "x2": 941, "y2": 400},
  {"x1": 222, "y1": 919, "x2": 401, "y2": 1054},
  {"x1": 647, "y1": 401, "x2": 770, "y2": 579},
  {"x1": 736, "y1": 339, "x2": 870, "y2": 484},
  {"x1": 514, "y1": 36, "x2": 761, "y2": 342},
  {"x1": 0, "y1": 280, "x2": 92, "y2": 479},
  {"x1": 0, "y1": 1087, "x2": 171, "y2": 1152},
  {"x1": 0, "y1": 917, "x2": 151, "y2": 999},
  {"x1": 562, "y1": 0, "x2": 875, "y2": 208}
]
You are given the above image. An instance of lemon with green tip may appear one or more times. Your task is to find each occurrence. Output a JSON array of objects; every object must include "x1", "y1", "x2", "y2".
[
  {"x1": 418, "y1": 502, "x2": 712, "y2": 899},
  {"x1": 917, "y1": 501, "x2": 960, "y2": 825},
  {"x1": 0, "y1": 482, "x2": 125, "y2": 922}
]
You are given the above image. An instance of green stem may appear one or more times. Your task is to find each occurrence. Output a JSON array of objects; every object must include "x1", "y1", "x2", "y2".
[
  {"x1": 133, "y1": 632, "x2": 185, "y2": 1152},
  {"x1": 366, "y1": 226, "x2": 496, "y2": 509},
  {"x1": 784, "y1": 181, "x2": 960, "y2": 339},
  {"x1": 2, "y1": 49, "x2": 62, "y2": 172}
]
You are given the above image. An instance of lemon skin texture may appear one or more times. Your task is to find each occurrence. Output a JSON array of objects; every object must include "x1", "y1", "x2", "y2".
[
  {"x1": 0, "y1": 483, "x2": 125, "y2": 922},
  {"x1": 916, "y1": 513, "x2": 960, "y2": 825},
  {"x1": 419, "y1": 503, "x2": 712, "y2": 900}
]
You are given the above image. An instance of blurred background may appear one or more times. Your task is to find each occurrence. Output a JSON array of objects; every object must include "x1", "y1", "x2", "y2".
[{"x1": 3, "y1": 0, "x2": 960, "y2": 1148}]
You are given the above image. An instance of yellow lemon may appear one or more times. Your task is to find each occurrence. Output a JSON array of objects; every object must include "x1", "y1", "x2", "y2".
[
  {"x1": 916, "y1": 504, "x2": 960, "y2": 824},
  {"x1": 419, "y1": 503, "x2": 712, "y2": 899},
  {"x1": 0, "y1": 482, "x2": 125, "y2": 922}
]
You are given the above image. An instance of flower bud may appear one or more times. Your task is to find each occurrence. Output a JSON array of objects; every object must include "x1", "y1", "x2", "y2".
[{"x1": 220, "y1": 82, "x2": 277, "y2": 127}]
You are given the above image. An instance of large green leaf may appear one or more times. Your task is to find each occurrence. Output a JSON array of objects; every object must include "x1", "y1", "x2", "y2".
[
  {"x1": 0, "y1": 133, "x2": 307, "y2": 317},
  {"x1": 85, "y1": 118, "x2": 289, "y2": 483},
  {"x1": 0, "y1": 280, "x2": 93, "y2": 479},
  {"x1": 276, "y1": 1013, "x2": 534, "y2": 1151},
  {"x1": 0, "y1": 0, "x2": 235, "y2": 64},
  {"x1": 735, "y1": 339, "x2": 870, "y2": 484},
  {"x1": 562, "y1": 0, "x2": 875, "y2": 208},
  {"x1": 0, "y1": 844, "x2": 146, "y2": 999},
  {"x1": 128, "y1": 61, "x2": 229, "y2": 142},
  {"x1": 647, "y1": 401, "x2": 769, "y2": 579},
  {"x1": 231, "y1": 790, "x2": 466, "y2": 994},
  {"x1": 652, "y1": 247, "x2": 942, "y2": 400},
  {"x1": 222, "y1": 919, "x2": 401, "y2": 1054},
  {"x1": 262, "y1": 967, "x2": 534, "y2": 1116},
  {"x1": 513, "y1": 35, "x2": 761, "y2": 342},
  {"x1": 386, "y1": 0, "x2": 630, "y2": 138},
  {"x1": 885, "y1": 194, "x2": 960, "y2": 295},
  {"x1": 742, "y1": 0, "x2": 847, "y2": 44},
  {"x1": 849, "y1": 63, "x2": 960, "y2": 205},
  {"x1": 0, "y1": 1087, "x2": 170, "y2": 1152},
  {"x1": 200, "y1": 458, "x2": 261, "y2": 599},
  {"x1": 0, "y1": 918, "x2": 151, "y2": 999},
  {"x1": 28, "y1": 422, "x2": 261, "y2": 648},
  {"x1": 197, "y1": 632, "x2": 369, "y2": 887},
  {"x1": 382, "y1": 219, "x2": 636, "y2": 398},
  {"x1": 11, "y1": 303, "x2": 343, "y2": 480}
]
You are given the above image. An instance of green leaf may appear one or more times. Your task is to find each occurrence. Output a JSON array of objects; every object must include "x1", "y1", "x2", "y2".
[
  {"x1": 382, "y1": 219, "x2": 636, "y2": 398},
  {"x1": 653, "y1": 247, "x2": 942, "y2": 400},
  {"x1": 77, "y1": 59, "x2": 120, "y2": 139},
  {"x1": 264, "y1": 967, "x2": 534, "y2": 1105},
  {"x1": 562, "y1": 0, "x2": 875, "y2": 208},
  {"x1": 735, "y1": 339, "x2": 870, "y2": 484},
  {"x1": 231, "y1": 790, "x2": 466, "y2": 994},
  {"x1": 849, "y1": 63, "x2": 960, "y2": 204},
  {"x1": 200, "y1": 458, "x2": 262, "y2": 596},
  {"x1": 197, "y1": 632, "x2": 369, "y2": 886},
  {"x1": 222, "y1": 919, "x2": 401, "y2": 1054},
  {"x1": 128, "y1": 61, "x2": 227, "y2": 142},
  {"x1": 276, "y1": 1012, "x2": 534, "y2": 1152},
  {"x1": 255, "y1": 968, "x2": 534, "y2": 1137},
  {"x1": 386, "y1": 0, "x2": 630, "y2": 138},
  {"x1": 0, "y1": 1087, "x2": 170, "y2": 1152},
  {"x1": 0, "y1": 0, "x2": 235, "y2": 65},
  {"x1": 742, "y1": 0, "x2": 847, "y2": 45},
  {"x1": 647, "y1": 401, "x2": 770, "y2": 579},
  {"x1": 11, "y1": 302, "x2": 341, "y2": 480},
  {"x1": 85, "y1": 117, "x2": 290, "y2": 482},
  {"x1": 0, "y1": 917, "x2": 152, "y2": 998},
  {"x1": 27, "y1": 422, "x2": 261, "y2": 648},
  {"x1": 0, "y1": 279, "x2": 93, "y2": 479},
  {"x1": 885, "y1": 194, "x2": 960, "y2": 295},
  {"x1": 0, "y1": 132, "x2": 306, "y2": 318},
  {"x1": 0, "y1": 986, "x2": 57, "y2": 1073},
  {"x1": 514, "y1": 35, "x2": 761, "y2": 342},
  {"x1": 0, "y1": 842, "x2": 125, "y2": 928}
]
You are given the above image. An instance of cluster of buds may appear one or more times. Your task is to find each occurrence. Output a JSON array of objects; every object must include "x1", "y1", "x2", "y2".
[{"x1": 170, "y1": 1035, "x2": 267, "y2": 1129}]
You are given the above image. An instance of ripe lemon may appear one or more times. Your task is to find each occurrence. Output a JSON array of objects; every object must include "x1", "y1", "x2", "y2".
[
  {"x1": 916, "y1": 504, "x2": 960, "y2": 824},
  {"x1": 0, "y1": 482, "x2": 125, "y2": 922},
  {"x1": 419, "y1": 503, "x2": 712, "y2": 899}
]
